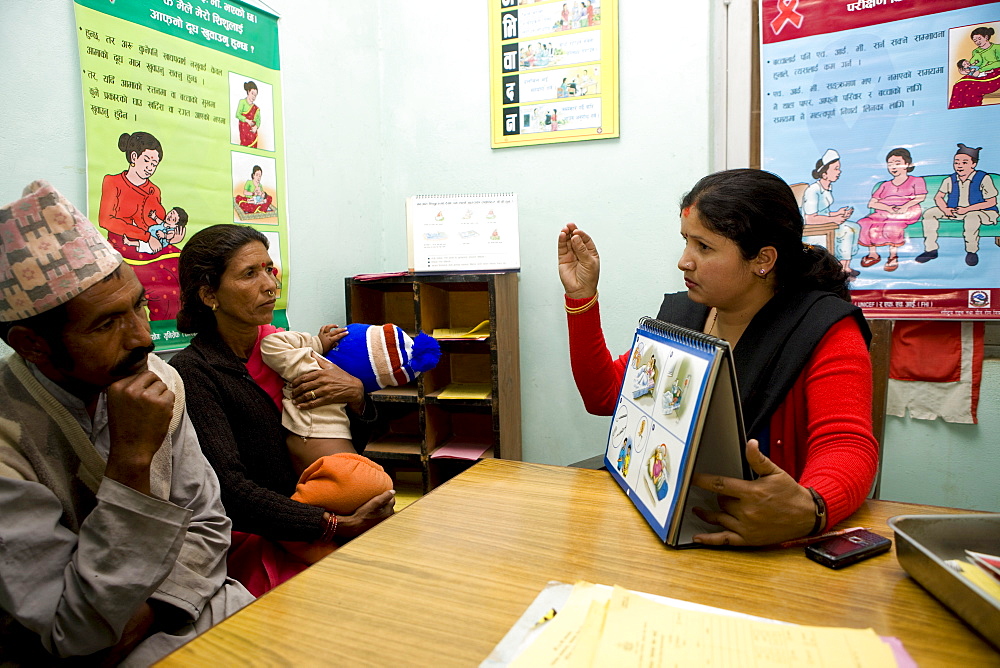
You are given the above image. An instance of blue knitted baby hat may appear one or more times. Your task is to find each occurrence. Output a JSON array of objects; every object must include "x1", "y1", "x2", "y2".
[{"x1": 324, "y1": 323, "x2": 441, "y2": 393}]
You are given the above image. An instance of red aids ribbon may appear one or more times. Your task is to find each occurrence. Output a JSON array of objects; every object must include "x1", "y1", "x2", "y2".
[{"x1": 770, "y1": 0, "x2": 803, "y2": 35}]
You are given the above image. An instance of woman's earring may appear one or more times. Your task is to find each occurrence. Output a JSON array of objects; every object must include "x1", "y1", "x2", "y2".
[
  {"x1": 759, "y1": 269, "x2": 766, "y2": 275},
  {"x1": 211, "y1": 303, "x2": 218, "y2": 311}
]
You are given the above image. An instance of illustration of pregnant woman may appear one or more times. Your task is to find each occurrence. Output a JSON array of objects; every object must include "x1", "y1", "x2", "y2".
[
  {"x1": 237, "y1": 80, "x2": 262, "y2": 147},
  {"x1": 857, "y1": 148, "x2": 926, "y2": 272},
  {"x1": 98, "y1": 131, "x2": 183, "y2": 321}
]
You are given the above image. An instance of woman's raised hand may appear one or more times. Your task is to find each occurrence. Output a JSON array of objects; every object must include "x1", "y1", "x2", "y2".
[{"x1": 557, "y1": 223, "x2": 600, "y2": 299}]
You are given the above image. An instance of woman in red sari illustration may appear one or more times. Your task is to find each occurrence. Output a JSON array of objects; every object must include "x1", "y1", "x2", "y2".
[
  {"x1": 235, "y1": 165, "x2": 274, "y2": 214},
  {"x1": 99, "y1": 131, "x2": 183, "y2": 321},
  {"x1": 237, "y1": 80, "x2": 261, "y2": 148},
  {"x1": 948, "y1": 26, "x2": 1000, "y2": 110}
]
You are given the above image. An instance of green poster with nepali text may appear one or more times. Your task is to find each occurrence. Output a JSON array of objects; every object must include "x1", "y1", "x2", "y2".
[{"x1": 75, "y1": 0, "x2": 288, "y2": 350}]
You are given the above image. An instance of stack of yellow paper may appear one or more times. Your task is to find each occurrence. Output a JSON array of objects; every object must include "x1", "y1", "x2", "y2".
[
  {"x1": 508, "y1": 582, "x2": 899, "y2": 668},
  {"x1": 432, "y1": 320, "x2": 490, "y2": 340}
]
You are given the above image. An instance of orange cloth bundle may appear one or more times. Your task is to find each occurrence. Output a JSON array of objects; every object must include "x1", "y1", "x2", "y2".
[{"x1": 281, "y1": 453, "x2": 393, "y2": 563}]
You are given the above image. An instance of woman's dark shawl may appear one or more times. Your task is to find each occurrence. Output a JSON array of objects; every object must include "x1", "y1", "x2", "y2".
[{"x1": 655, "y1": 290, "x2": 871, "y2": 439}]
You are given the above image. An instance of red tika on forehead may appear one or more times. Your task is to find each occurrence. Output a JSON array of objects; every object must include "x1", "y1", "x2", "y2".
[{"x1": 682, "y1": 206, "x2": 692, "y2": 217}]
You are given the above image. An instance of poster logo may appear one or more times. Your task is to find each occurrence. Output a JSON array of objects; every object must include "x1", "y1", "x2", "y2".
[
  {"x1": 969, "y1": 290, "x2": 991, "y2": 308},
  {"x1": 770, "y1": 0, "x2": 804, "y2": 36}
]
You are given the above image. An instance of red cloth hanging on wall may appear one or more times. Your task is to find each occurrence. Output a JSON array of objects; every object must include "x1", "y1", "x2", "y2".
[{"x1": 886, "y1": 320, "x2": 984, "y2": 424}]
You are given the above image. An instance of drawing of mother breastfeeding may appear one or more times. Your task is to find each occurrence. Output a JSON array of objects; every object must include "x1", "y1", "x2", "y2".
[{"x1": 98, "y1": 131, "x2": 185, "y2": 321}]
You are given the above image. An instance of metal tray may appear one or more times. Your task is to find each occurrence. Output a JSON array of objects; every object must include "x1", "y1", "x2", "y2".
[{"x1": 888, "y1": 514, "x2": 1000, "y2": 651}]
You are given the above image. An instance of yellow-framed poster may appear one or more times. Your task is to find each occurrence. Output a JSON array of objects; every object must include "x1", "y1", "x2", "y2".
[{"x1": 489, "y1": 0, "x2": 619, "y2": 148}]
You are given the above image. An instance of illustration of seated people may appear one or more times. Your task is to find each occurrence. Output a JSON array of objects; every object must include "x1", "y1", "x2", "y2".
[
  {"x1": 857, "y1": 148, "x2": 927, "y2": 272},
  {"x1": 133, "y1": 206, "x2": 188, "y2": 254},
  {"x1": 236, "y1": 80, "x2": 262, "y2": 147},
  {"x1": 949, "y1": 26, "x2": 1000, "y2": 110},
  {"x1": 915, "y1": 143, "x2": 998, "y2": 268},
  {"x1": 98, "y1": 130, "x2": 182, "y2": 320},
  {"x1": 234, "y1": 164, "x2": 277, "y2": 221},
  {"x1": 798, "y1": 149, "x2": 860, "y2": 278}
]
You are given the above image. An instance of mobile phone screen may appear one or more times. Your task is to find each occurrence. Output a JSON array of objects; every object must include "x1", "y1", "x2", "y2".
[{"x1": 819, "y1": 532, "x2": 879, "y2": 557}]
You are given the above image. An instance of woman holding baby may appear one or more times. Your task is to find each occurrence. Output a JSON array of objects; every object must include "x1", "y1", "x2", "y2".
[{"x1": 170, "y1": 224, "x2": 395, "y2": 595}]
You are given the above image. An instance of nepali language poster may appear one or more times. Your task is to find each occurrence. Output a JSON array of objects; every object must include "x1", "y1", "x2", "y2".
[
  {"x1": 761, "y1": 0, "x2": 1000, "y2": 319},
  {"x1": 489, "y1": 0, "x2": 619, "y2": 148},
  {"x1": 75, "y1": 0, "x2": 289, "y2": 350}
]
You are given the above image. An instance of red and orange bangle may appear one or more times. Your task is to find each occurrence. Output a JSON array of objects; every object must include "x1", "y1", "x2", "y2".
[
  {"x1": 565, "y1": 291, "x2": 598, "y2": 315},
  {"x1": 321, "y1": 512, "x2": 339, "y2": 542}
]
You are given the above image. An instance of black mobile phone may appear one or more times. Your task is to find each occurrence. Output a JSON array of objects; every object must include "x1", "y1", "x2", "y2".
[{"x1": 805, "y1": 529, "x2": 892, "y2": 569}]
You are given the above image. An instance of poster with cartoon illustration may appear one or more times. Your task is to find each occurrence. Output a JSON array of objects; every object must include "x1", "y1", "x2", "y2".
[
  {"x1": 604, "y1": 324, "x2": 715, "y2": 541},
  {"x1": 489, "y1": 0, "x2": 619, "y2": 147},
  {"x1": 761, "y1": 0, "x2": 1000, "y2": 319},
  {"x1": 75, "y1": 0, "x2": 289, "y2": 349}
]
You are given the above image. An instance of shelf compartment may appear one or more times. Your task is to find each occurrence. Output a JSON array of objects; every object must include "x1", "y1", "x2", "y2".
[
  {"x1": 425, "y1": 405, "x2": 495, "y2": 452},
  {"x1": 418, "y1": 282, "x2": 490, "y2": 334},
  {"x1": 423, "y1": 351, "x2": 492, "y2": 396},
  {"x1": 348, "y1": 283, "x2": 416, "y2": 333},
  {"x1": 367, "y1": 404, "x2": 423, "y2": 460}
]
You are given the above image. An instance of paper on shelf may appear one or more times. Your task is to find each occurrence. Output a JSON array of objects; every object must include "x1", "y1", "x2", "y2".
[
  {"x1": 436, "y1": 382, "x2": 491, "y2": 400},
  {"x1": 432, "y1": 320, "x2": 490, "y2": 340},
  {"x1": 431, "y1": 437, "x2": 493, "y2": 460}
]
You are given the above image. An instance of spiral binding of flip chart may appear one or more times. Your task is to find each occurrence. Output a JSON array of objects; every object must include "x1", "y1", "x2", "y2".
[
  {"x1": 409, "y1": 192, "x2": 515, "y2": 200},
  {"x1": 638, "y1": 316, "x2": 725, "y2": 354}
]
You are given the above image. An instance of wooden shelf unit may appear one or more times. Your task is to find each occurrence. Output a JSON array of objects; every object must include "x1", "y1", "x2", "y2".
[{"x1": 345, "y1": 272, "x2": 521, "y2": 491}]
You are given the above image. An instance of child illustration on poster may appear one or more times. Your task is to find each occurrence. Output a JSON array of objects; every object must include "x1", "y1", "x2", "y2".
[{"x1": 98, "y1": 131, "x2": 184, "y2": 321}]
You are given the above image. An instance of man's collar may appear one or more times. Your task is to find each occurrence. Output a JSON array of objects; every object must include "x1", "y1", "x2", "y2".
[{"x1": 26, "y1": 359, "x2": 100, "y2": 427}]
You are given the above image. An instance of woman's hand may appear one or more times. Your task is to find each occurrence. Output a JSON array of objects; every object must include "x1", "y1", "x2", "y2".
[
  {"x1": 335, "y1": 490, "x2": 396, "y2": 538},
  {"x1": 291, "y1": 353, "x2": 365, "y2": 413},
  {"x1": 557, "y1": 223, "x2": 600, "y2": 299},
  {"x1": 690, "y1": 440, "x2": 816, "y2": 546},
  {"x1": 317, "y1": 324, "x2": 349, "y2": 354},
  {"x1": 147, "y1": 235, "x2": 163, "y2": 254}
]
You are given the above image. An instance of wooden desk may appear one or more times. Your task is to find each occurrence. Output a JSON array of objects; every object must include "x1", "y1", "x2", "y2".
[{"x1": 160, "y1": 460, "x2": 999, "y2": 667}]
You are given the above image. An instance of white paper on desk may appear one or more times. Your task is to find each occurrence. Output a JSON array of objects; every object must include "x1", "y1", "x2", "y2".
[
  {"x1": 480, "y1": 581, "x2": 769, "y2": 668},
  {"x1": 481, "y1": 582, "x2": 914, "y2": 668}
]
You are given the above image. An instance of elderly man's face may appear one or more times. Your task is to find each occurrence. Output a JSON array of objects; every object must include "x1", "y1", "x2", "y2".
[{"x1": 50, "y1": 264, "x2": 154, "y2": 392}]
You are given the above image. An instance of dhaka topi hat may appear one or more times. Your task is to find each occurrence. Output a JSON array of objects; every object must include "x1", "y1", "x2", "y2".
[{"x1": 0, "y1": 180, "x2": 122, "y2": 322}]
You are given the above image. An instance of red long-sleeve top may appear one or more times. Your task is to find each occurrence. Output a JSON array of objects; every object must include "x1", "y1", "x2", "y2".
[{"x1": 566, "y1": 296, "x2": 878, "y2": 529}]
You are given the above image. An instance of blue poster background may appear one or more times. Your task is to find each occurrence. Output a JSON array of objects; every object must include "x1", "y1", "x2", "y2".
[{"x1": 762, "y1": 2, "x2": 1000, "y2": 318}]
